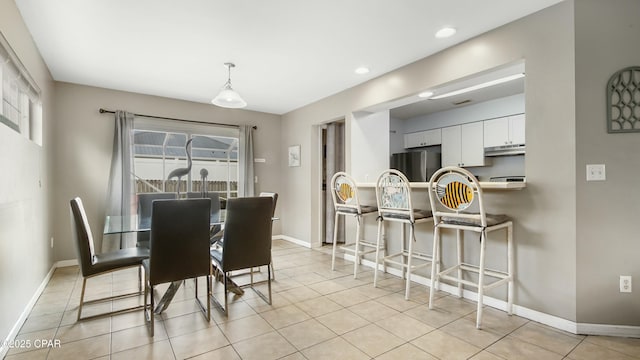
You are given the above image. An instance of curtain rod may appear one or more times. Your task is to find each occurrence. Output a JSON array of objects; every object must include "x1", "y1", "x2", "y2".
[{"x1": 99, "y1": 108, "x2": 257, "y2": 130}]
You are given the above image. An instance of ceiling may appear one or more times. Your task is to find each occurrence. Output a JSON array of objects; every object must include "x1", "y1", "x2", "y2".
[{"x1": 15, "y1": 0, "x2": 562, "y2": 115}]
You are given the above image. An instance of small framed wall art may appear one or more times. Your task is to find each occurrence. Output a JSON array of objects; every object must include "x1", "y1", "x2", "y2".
[{"x1": 288, "y1": 145, "x2": 301, "y2": 167}]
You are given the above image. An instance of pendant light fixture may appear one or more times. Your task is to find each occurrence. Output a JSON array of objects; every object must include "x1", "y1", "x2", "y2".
[{"x1": 211, "y1": 62, "x2": 247, "y2": 109}]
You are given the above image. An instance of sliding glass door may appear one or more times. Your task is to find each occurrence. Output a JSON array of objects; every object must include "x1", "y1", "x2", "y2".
[{"x1": 132, "y1": 118, "x2": 239, "y2": 201}]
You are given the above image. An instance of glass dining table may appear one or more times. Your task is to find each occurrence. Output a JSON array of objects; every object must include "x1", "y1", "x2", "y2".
[{"x1": 103, "y1": 211, "x2": 246, "y2": 314}]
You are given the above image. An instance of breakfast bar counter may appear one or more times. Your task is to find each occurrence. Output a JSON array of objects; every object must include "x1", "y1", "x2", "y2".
[{"x1": 356, "y1": 181, "x2": 526, "y2": 190}]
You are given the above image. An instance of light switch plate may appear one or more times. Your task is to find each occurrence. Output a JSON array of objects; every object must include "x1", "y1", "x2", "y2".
[{"x1": 586, "y1": 164, "x2": 606, "y2": 181}]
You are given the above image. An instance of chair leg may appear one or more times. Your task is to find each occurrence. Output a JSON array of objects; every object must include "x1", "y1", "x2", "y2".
[
  {"x1": 223, "y1": 271, "x2": 229, "y2": 316},
  {"x1": 476, "y1": 231, "x2": 487, "y2": 329},
  {"x1": 208, "y1": 274, "x2": 212, "y2": 319},
  {"x1": 374, "y1": 217, "x2": 384, "y2": 287},
  {"x1": 194, "y1": 276, "x2": 211, "y2": 322},
  {"x1": 143, "y1": 276, "x2": 148, "y2": 321},
  {"x1": 267, "y1": 265, "x2": 272, "y2": 304},
  {"x1": 429, "y1": 226, "x2": 440, "y2": 309},
  {"x1": 400, "y1": 223, "x2": 406, "y2": 279},
  {"x1": 149, "y1": 287, "x2": 155, "y2": 337},
  {"x1": 331, "y1": 211, "x2": 340, "y2": 271},
  {"x1": 77, "y1": 278, "x2": 87, "y2": 321},
  {"x1": 405, "y1": 224, "x2": 414, "y2": 300},
  {"x1": 507, "y1": 224, "x2": 514, "y2": 315},
  {"x1": 353, "y1": 215, "x2": 362, "y2": 279},
  {"x1": 270, "y1": 261, "x2": 275, "y2": 280},
  {"x1": 456, "y1": 229, "x2": 463, "y2": 298}
]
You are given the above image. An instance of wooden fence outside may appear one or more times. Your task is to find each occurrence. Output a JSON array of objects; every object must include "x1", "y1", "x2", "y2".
[{"x1": 136, "y1": 179, "x2": 237, "y2": 195}]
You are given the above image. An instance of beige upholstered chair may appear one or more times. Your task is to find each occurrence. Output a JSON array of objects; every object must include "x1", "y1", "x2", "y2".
[
  {"x1": 330, "y1": 172, "x2": 380, "y2": 279},
  {"x1": 374, "y1": 169, "x2": 433, "y2": 300},
  {"x1": 427, "y1": 166, "x2": 513, "y2": 329},
  {"x1": 70, "y1": 197, "x2": 149, "y2": 321}
]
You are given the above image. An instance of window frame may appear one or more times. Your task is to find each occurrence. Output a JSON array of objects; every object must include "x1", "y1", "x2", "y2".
[
  {"x1": 0, "y1": 31, "x2": 42, "y2": 145},
  {"x1": 133, "y1": 117, "x2": 240, "y2": 199}
]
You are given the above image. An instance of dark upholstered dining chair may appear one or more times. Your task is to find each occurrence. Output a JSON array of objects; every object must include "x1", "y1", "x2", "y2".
[
  {"x1": 210, "y1": 197, "x2": 273, "y2": 315},
  {"x1": 143, "y1": 198, "x2": 211, "y2": 336},
  {"x1": 186, "y1": 191, "x2": 222, "y2": 245},
  {"x1": 259, "y1": 191, "x2": 278, "y2": 280},
  {"x1": 70, "y1": 197, "x2": 149, "y2": 321},
  {"x1": 136, "y1": 192, "x2": 177, "y2": 248}
]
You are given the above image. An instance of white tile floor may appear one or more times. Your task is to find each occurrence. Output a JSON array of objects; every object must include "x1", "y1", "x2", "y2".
[{"x1": 5, "y1": 239, "x2": 640, "y2": 359}]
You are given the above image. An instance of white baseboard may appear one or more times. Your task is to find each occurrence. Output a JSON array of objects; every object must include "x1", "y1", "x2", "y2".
[
  {"x1": 1, "y1": 262, "x2": 57, "y2": 358},
  {"x1": 342, "y1": 253, "x2": 639, "y2": 338},
  {"x1": 577, "y1": 323, "x2": 640, "y2": 338},
  {"x1": 56, "y1": 259, "x2": 78, "y2": 267},
  {"x1": 274, "y1": 235, "x2": 311, "y2": 248}
]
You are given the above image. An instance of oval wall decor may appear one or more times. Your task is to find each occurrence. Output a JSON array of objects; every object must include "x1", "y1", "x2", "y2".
[{"x1": 607, "y1": 66, "x2": 640, "y2": 133}]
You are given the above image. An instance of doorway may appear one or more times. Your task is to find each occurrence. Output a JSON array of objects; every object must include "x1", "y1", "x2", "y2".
[{"x1": 321, "y1": 120, "x2": 345, "y2": 245}]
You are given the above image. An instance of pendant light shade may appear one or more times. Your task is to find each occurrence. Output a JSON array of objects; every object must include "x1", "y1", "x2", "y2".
[{"x1": 212, "y1": 62, "x2": 247, "y2": 108}]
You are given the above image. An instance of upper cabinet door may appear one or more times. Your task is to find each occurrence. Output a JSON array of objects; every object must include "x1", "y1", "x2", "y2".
[
  {"x1": 441, "y1": 125, "x2": 461, "y2": 167},
  {"x1": 404, "y1": 129, "x2": 442, "y2": 148},
  {"x1": 460, "y1": 122, "x2": 485, "y2": 167},
  {"x1": 404, "y1": 132, "x2": 424, "y2": 148},
  {"x1": 509, "y1": 114, "x2": 526, "y2": 146},
  {"x1": 423, "y1": 128, "x2": 442, "y2": 146},
  {"x1": 483, "y1": 117, "x2": 510, "y2": 148},
  {"x1": 483, "y1": 114, "x2": 526, "y2": 147},
  {"x1": 442, "y1": 123, "x2": 486, "y2": 167}
]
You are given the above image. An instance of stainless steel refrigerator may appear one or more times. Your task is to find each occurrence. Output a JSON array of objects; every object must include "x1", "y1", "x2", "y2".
[{"x1": 390, "y1": 151, "x2": 441, "y2": 182}]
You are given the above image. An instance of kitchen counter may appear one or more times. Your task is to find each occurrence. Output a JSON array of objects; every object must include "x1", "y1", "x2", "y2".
[{"x1": 357, "y1": 181, "x2": 526, "y2": 190}]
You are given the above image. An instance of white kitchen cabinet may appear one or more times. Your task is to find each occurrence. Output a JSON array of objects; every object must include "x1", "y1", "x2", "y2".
[
  {"x1": 404, "y1": 128, "x2": 441, "y2": 148},
  {"x1": 483, "y1": 114, "x2": 525, "y2": 148},
  {"x1": 441, "y1": 122, "x2": 486, "y2": 167}
]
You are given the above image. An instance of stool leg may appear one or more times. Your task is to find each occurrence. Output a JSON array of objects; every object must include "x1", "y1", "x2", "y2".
[
  {"x1": 429, "y1": 225, "x2": 440, "y2": 309},
  {"x1": 507, "y1": 223, "x2": 514, "y2": 315},
  {"x1": 331, "y1": 211, "x2": 340, "y2": 271},
  {"x1": 476, "y1": 231, "x2": 487, "y2": 329},
  {"x1": 400, "y1": 223, "x2": 406, "y2": 279},
  {"x1": 353, "y1": 214, "x2": 362, "y2": 279},
  {"x1": 374, "y1": 217, "x2": 383, "y2": 287},
  {"x1": 381, "y1": 219, "x2": 387, "y2": 273},
  {"x1": 405, "y1": 224, "x2": 414, "y2": 300},
  {"x1": 456, "y1": 229, "x2": 463, "y2": 298}
]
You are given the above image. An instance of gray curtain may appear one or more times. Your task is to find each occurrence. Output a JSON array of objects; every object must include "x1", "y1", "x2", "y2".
[
  {"x1": 103, "y1": 110, "x2": 136, "y2": 251},
  {"x1": 325, "y1": 122, "x2": 345, "y2": 244},
  {"x1": 238, "y1": 125, "x2": 255, "y2": 197}
]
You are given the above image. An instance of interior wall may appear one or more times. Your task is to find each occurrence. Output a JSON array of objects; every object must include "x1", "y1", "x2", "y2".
[
  {"x1": 52, "y1": 82, "x2": 282, "y2": 260},
  {"x1": 574, "y1": 0, "x2": 640, "y2": 325},
  {"x1": 350, "y1": 110, "x2": 391, "y2": 182},
  {"x1": 281, "y1": 1, "x2": 577, "y2": 321},
  {"x1": 0, "y1": 0, "x2": 55, "y2": 346}
]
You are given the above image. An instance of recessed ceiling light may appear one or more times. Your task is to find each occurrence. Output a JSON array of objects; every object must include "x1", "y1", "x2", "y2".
[
  {"x1": 355, "y1": 67, "x2": 370, "y2": 75},
  {"x1": 418, "y1": 91, "x2": 434, "y2": 98},
  {"x1": 435, "y1": 27, "x2": 456, "y2": 38}
]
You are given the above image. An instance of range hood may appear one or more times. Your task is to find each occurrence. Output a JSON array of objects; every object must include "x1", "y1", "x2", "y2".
[{"x1": 484, "y1": 144, "x2": 525, "y2": 156}]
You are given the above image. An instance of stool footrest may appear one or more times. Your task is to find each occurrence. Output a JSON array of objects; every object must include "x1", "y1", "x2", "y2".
[
  {"x1": 438, "y1": 263, "x2": 511, "y2": 290},
  {"x1": 384, "y1": 251, "x2": 433, "y2": 263},
  {"x1": 384, "y1": 254, "x2": 432, "y2": 270}
]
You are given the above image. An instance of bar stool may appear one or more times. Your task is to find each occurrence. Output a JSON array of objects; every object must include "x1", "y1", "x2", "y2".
[
  {"x1": 330, "y1": 172, "x2": 380, "y2": 279},
  {"x1": 427, "y1": 166, "x2": 513, "y2": 329},
  {"x1": 373, "y1": 169, "x2": 433, "y2": 300}
]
